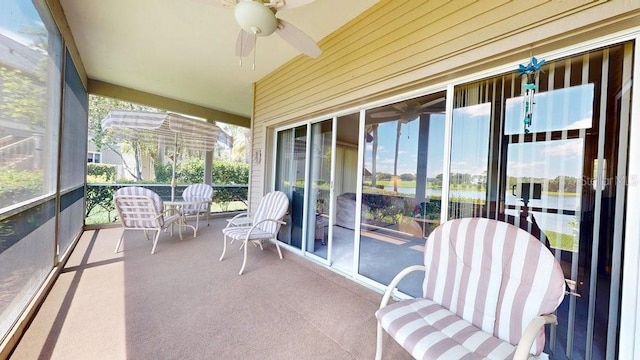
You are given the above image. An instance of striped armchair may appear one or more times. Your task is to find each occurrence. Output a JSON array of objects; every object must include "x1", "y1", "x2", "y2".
[
  {"x1": 181, "y1": 183, "x2": 213, "y2": 231},
  {"x1": 219, "y1": 191, "x2": 289, "y2": 275},
  {"x1": 375, "y1": 218, "x2": 566, "y2": 360},
  {"x1": 113, "y1": 186, "x2": 182, "y2": 254}
]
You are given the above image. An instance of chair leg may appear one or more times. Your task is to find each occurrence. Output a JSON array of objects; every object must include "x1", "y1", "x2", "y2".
[
  {"x1": 177, "y1": 221, "x2": 183, "y2": 241},
  {"x1": 274, "y1": 238, "x2": 283, "y2": 259},
  {"x1": 239, "y1": 238, "x2": 249, "y2": 275},
  {"x1": 115, "y1": 230, "x2": 126, "y2": 253},
  {"x1": 375, "y1": 323, "x2": 384, "y2": 360},
  {"x1": 194, "y1": 212, "x2": 200, "y2": 237},
  {"x1": 219, "y1": 234, "x2": 228, "y2": 261},
  {"x1": 206, "y1": 210, "x2": 210, "y2": 226},
  {"x1": 151, "y1": 230, "x2": 161, "y2": 254}
]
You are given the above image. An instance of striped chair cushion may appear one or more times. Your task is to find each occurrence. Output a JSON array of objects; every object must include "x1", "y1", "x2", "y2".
[
  {"x1": 222, "y1": 226, "x2": 274, "y2": 241},
  {"x1": 422, "y1": 218, "x2": 565, "y2": 355},
  {"x1": 251, "y1": 191, "x2": 289, "y2": 234},
  {"x1": 182, "y1": 183, "x2": 213, "y2": 213},
  {"x1": 115, "y1": 186, "x2": 164, "y2": 214},
  {"x1": 114, "y1": 187, "x2": 165, "y2": 228},
  {"x1": 376, "y1": 298, "x2": 524, "y2": 360}
]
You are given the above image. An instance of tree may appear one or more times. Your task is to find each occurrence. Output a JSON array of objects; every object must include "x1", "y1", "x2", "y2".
[
  {"x1": 0, "y1": 26, "x2": 48, "y2": 131},
  {"x1": 88, "y1": 95, "x2": 162, "y2": 181},
  {"x1": 219, "y1": 123, "x2": 250, "y2": 163},
  {"x1": 400, "y1": 173, "x2": 415, "y2": 181}
]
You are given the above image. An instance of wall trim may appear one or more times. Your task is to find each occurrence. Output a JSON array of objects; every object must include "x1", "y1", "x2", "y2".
[{"x1": 88, "y1": 80, "x2": 250, "y2": 128}]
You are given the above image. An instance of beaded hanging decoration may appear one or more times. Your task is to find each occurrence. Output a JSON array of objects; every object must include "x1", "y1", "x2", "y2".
[{"x1": 517, "y1": 57, "x2": 545, "y2": 134}]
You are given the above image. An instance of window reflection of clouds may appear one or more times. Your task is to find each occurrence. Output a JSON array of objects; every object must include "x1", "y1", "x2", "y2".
[
  {"x1": 504, "y1": 84, "x2": 594, "y2": 134},
  {"x1": 0, "y1": 1, "x2": 44, "y2": 45},
  {"x1": 364, "y1": 101, "x2": 446, "y2": 177},
  {"x1": 507, "y1": 139, "x2": 583, "y2": 179},
  {"x1": 450, "y1": 103, "x2": 491, "y2": 176}
]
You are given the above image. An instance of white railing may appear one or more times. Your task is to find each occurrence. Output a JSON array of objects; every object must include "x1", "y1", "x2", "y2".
[{"x1": 0, "y1": 136, "x2": 36, "y2": 169}]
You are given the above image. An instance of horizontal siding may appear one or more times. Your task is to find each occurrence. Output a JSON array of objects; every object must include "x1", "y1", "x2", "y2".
[
  {"x1": 254, "y1": 0, "x2": 624, "y2": 124},
  {"x1": 249, "y1": 124, "x2": 265, "y2": 213},
  {"x1": 249, "y1": 0, "x2": 639, "y2": 208}
]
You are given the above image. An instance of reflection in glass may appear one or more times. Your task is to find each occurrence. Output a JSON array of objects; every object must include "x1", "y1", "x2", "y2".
[
  {"x1": 504, "y1": 84, "x2": 594, "y2": 135},
  {"x1": 446, "y1": 44, "x2": 633, "y2": 359},
  {"x1": 306, "y1": 120, "x2": 332, "y2": 259},
  {"x1": 448, "y1": 103, "x2": 491, "y2": 219},
  {"x1": 506, "y1": 139, "x2": 584, "y2": 252},
  {"x1": 331, "y1": 113, "x2": 360, "y2": 272},
  {"x1": 0, "y1": 1, "x2": 62, "y2": 211},
  {"x1": 359, "y1": 92, "x2": 446, "y2": 297},
  {"x1": 0, "y1": 0, "x2": 62, "y2": 343},
  {"x1": 275, "y1": 126, "x2": 307, "y2": 249}
]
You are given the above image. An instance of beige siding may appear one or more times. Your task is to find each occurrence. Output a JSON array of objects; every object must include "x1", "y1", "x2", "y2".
[
  {"x1": 250, "y1": 0, "x2": 639, "y2": 200},
  {"x1": 249, "y1": 122, "x2": 265, "y2": 212}
]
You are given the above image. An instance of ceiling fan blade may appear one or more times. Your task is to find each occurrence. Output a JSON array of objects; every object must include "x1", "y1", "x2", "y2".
[
  {"x1": 271, "y1": 0, "x2": 315, "y2": 10},
  {"x1": 235, "y1": 29, "x2": 256, "y2": 57},
  {"x1": 370, "y1": 110, "x2": 401, "y2": 119},
  {"x1": 275, "y1": 19, "x2": 321, "y2": 58},
  {"x1": 419, "y1": 97, "x2": 446, "y2": 109}
]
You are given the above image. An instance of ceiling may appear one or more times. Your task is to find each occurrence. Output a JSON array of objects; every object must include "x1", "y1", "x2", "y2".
[{"x1": 59, "y1": 0, "x2": 380, "y2": 119}]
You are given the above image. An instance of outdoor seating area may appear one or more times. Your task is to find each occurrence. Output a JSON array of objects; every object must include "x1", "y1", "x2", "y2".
[
  {"x1": 113, "y1": 185, "x2": 213, "y2": 254},
  {"x1": 9, "y1": 218, "x2": 413, "y2": 360},
  {"x1": 2, "y1": 1, "x2": 639, "y2": 359}
]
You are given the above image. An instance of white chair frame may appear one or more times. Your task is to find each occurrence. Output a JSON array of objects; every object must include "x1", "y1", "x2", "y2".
[
  {"x1": 219, "y1": 191, "x2": 288, "y2": 275},
  {"x1": 114, "y1": 189, "x2": 182, "y2": 254}
]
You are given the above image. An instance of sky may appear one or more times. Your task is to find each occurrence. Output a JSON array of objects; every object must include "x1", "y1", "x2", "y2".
[
  {"x1": 364, "y1": 83, "x2": 593, "y2": 180},
  {"x1": 0, "y1": 0, "x2": 44, "y2": 46},
  {"x1": 364, "y1": 114, "x2": 445, "y2": 178}
]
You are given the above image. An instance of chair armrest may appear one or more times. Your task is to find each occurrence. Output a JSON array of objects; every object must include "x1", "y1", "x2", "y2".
[
  {"x1": 243, "y1": 219, "x2": 286, "y2": 239},
  {"x1": 226, "y1": 212, "x2": 251, "y2": 227},
  {"x1": 513, "y1": 314, "x2": 557, "y2": 360},
  {"x1": 162, "y1": 208, "x2": 179, "y2": 217},
  {"x1": 379, "y1": 264, "x2": 426, "y2": 309}
]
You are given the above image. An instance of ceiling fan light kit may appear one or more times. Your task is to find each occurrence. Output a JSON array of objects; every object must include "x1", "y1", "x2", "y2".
[
  {"x1": 212, "y1": 0, "x2": 322, "y2": 61},
  {"x1": 234, "y1": 0, "x2": 278, "y2": 36}
]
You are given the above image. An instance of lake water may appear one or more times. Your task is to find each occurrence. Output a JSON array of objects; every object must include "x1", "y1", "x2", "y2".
[
  {"x1": 384, "y1": 186, "x2": 579, "y2": 237},
  {"x1": 385, "y1": 187, "x2": 579, "y2": 210}
]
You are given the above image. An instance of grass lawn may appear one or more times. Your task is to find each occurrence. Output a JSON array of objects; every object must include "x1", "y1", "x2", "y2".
[{"x1": 545, "y1": 229, "x2": 577, "y2": 252}]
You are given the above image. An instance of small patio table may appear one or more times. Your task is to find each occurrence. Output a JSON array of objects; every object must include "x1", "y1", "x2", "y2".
[{"x1": 165, "y1": 200, "x2": 210, "y2": 237}]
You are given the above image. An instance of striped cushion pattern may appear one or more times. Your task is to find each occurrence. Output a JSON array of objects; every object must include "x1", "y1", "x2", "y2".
[
  {"x1": 251, "y1": 191, "x2": 289, "y2": 234},
  {"x1": 222, "y1": 226, "x2": 274, "y2": 241},
  {"x1": 114, "y1": 186, "x2": 164, "y2": 228},
  {"x1": 182, "y1": 183, "x2": 213, "y2": 213},
  {"x1": 376, "y1": 298, "x2": 520, "y2": 360},
  {"x1": 422, "y1": 218, "x2": 565, "y2": 355}
]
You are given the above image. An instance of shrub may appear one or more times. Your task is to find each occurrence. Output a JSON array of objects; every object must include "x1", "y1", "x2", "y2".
[
  {"x1": 87, "y1": 163, "x2": 117, "y2": 182},
  {"x1": 153, "y1": 159, "x2": 249, "y2": 185},
  {"x1": 0, "y1": 170, "x2": 43, "y2": 207},
  {"x1": 154, "y1": 162, "x2": 173, "y2": 183},
  {"x1": 85, "y1": 184, "x2": 116, "y2": 219},
  {"x1": 179, "y1": 158, "x2": 205, "y2": 184},
  {"x1": 212, "y1": 160, "x2": 248, "y2": 184}
]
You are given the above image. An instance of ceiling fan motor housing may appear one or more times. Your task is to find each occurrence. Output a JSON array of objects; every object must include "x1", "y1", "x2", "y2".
[{"x1": 234, "y1": 0, "x2": 278, "y2": 36}]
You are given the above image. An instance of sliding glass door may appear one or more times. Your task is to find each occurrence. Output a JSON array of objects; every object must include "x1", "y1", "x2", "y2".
[
  {"x1": 275, "y1": 125, "x2": 307, "y2": 249},
  {"x1": 358, "y1": 92, "x2": 447, "y2": 297},
  {"x1": 306, "y1": 119, "x2": 333, "y2": 260},
  {"x1": 448, "y1": 43, "x2": 633, "y2": 359}
]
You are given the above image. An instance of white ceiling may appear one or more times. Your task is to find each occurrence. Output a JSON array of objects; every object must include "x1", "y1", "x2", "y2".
[{"x1": 59, "y1": 0, "x2": 380, "y2": 118}]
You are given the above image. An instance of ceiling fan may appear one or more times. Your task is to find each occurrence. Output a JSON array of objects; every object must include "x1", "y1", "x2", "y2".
[
  {"x1": 370, "y1": 97, "x2": 446, "y2": 122},
  {"x1": 210, "y1": 0, "x2": 322, "y2": 60}
]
